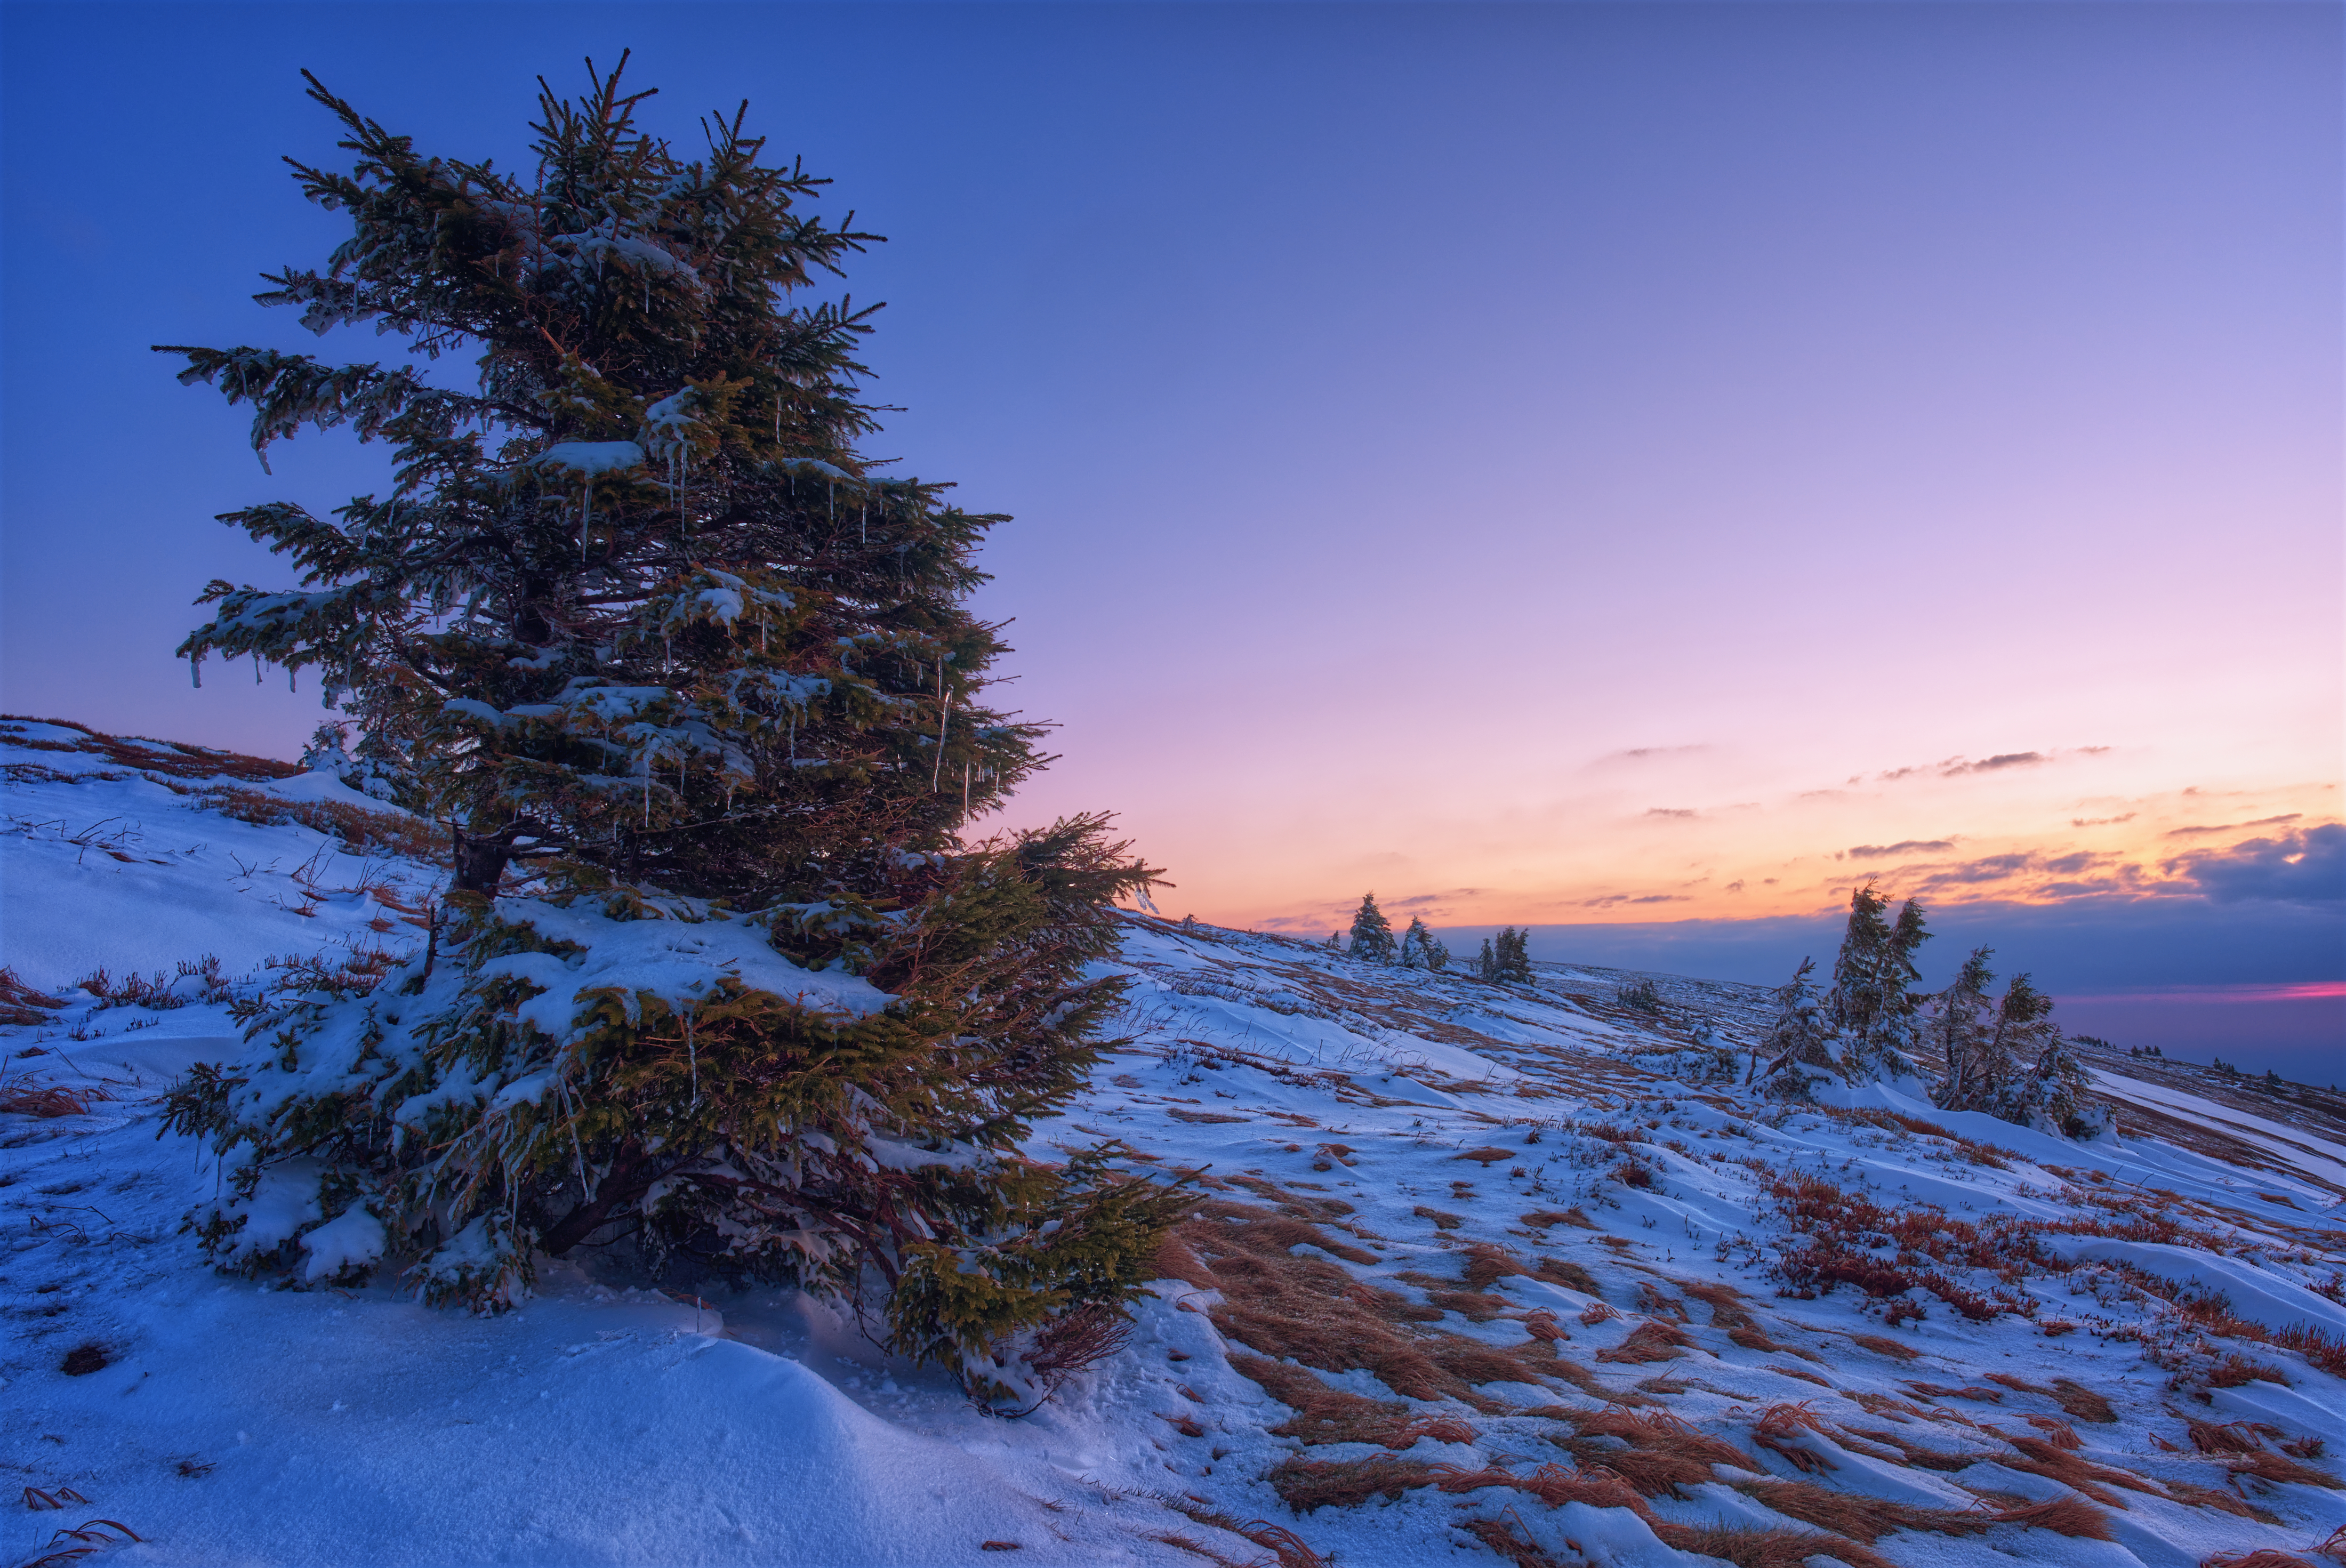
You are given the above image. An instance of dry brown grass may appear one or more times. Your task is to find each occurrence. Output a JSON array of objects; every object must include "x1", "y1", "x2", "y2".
[
  {"x1": 191, "y1": 783, "x2": 444, "y2": 862},
  {"x1": 1429, "y1": 1460, "x2": 1652, "y2": 1514},
  {"x1": 1157, "y1": 1499, "x2": 1331, "y2": 1568},
  {"x1": 1594, "y1": 1320, "x2": 1693, "y2": 1365},
  {"x1": 2162, "y1": 1477, "x2": 2272, "y2": 1522},
  {"x1": 1231, "y1": 1354, "x2": 1474, "y2": 1450},
  {"x1": 2189, "y1": 1419, "x2": 2281, "y2": 1456},
  {"x1": 1997, "y1": 1436, "x2": 2166, "y2": 1507},
  {"x1": 1026, "y1": 1304, "x2": 1133, "y2": 1394},
  {"x1": 1265, "y1": 1457, "x2": 1439, "y2": 1511},
  {"x1": 1846, "y1": 1333, "x2": 1919, "y2": 1361},
  {"x1": 2199, "y1": 1552, "x2": 2319, "y2": 1568},
  {"x1": 1454, "y1": 1146, "x2": 1516, "y2": 1166},
  {"x1": 1, "y1": 1079, "x2": 111, "y2": 1119},
  {"x1": 1765, "y1": 1363, "x2": 1831, "y2": 1388},
  {"x1": 1743, "y1": 1479, "x2": 2114, "y2": 1543},
  {"x1": 1412, "y1": 1204, "x2": 1465, "y2": 1231},
  {"x1": 2208, "y1": 1353, "x2": 2297, "y2": 1389},
  {"x1": 2227, "y1": 1450, "x2": 2344, "y2": 1491},
  {"x1": 1185, "y1": 1203, "x2": 1556, "y2": 1412},
  {"x1": 1985, "y1": 1372, "x2": 2116, "y2": 1423},
  {"x1": 1520, "y1": 1207, "x2": 1597, "y2": 1231},
  {"x1": 0, "y1": 967, "x2": 67, "y2": 1026},
  {"x1": 1520, "y1": 1309, "x2": 1567, "y2": 1342},
  {"x1": 1906, "y1": 1380, "x2": 2004, "y2": 1404},
  {"x1": 1461, "y1": 1243, "x2": 1526, "y2": 1290},
  {"x1": 1447, "y1": 1463, "x2": 1898, "y2": 1568},
  {"x1": 1657, "y1": 1522, "x2": 1894, "y2": 1568},
  {"x1": 1680, "y1": 1280, "x2": 1755, "y2": 1329},
  {"x1": 2023, "y1": 1416, "x2": 2084, "y2": 1450},
  {"x1": 1996, "y1": 1496, "x2": 2117, "y2": 1540},
  {"x1": 1750, "y1": 1402, "x2": 1836, "y2": 1473},
  {"x1": 1458, "y1": 1516, "x2": 1568, "y2": 1568},
  {"x1": 2051, "y1": 1378, "x2": 2117, "y2": 1423},
  {"x1": 1547, "y1": 1408, "x2": 1755, "y2": 1497},
  {"x1": 1530, "y1": 1256, "x2": 1601, "y2": 1295},
  {"x1": 1837, "y1": 1426, "x2": 1980, "y2": 1471}
]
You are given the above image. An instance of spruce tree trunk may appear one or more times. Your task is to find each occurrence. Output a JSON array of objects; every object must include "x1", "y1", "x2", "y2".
[
  {"x1": 451, "y1": 826, "x2": 512, "y2": 896},
  {"x1": 540, "y1": 1144, "x2": 651, "y2": 1256}
]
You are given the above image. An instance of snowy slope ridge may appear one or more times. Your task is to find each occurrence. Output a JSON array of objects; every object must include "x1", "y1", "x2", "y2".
[{"x1": 5, "y1": 720, "x2": 2344, "y2": 1568}]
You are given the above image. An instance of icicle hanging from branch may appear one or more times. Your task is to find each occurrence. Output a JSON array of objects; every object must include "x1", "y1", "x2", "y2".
[{"x1": 931, "y1": 659, "x2": 951, "y2": 792}]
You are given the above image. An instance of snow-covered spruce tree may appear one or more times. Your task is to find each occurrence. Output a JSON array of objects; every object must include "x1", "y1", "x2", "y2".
[
  {"x1": 1826, "y1": 884, "x2": 1930, "y2": 1082},
  {"x1": 1973, "y1": 973, "x2": 2105, "y2": 1137},
  {"x1": 1348, "y1": 892, "x2": 1397, "y2": 963},
  {"x1": 1751, "y1": 956, "x2": 1834, "y2": 1098},
  {"x1": 1491, "y1": 926, "x2": 1533, "y2": 984},
  {"x1": 1398, "y1": 915, "x2": 1448, "y2": 972},
  {"x1": 155, "y1": 62, "x2": 1183, "y2": 1404},
  {"x1": 1925, "y1": 946, "x2": 1998, "y2": 1112}
]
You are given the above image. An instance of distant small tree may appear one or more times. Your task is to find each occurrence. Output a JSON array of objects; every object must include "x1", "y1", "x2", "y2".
[
  {"x1": 1484, "y1": 927, "x2": 1532, "y2": 984},
  {"x1": 1828, "y1": 885, "x2": 1931, "y2": 1081},
  {"x1": 1752, "y1": 957, "x2": 1833, "y2": 1097},
  {"x1": 1398, "y1": 915, "x2": 1448, "y2": 971},
  {"x1": 1347, "y1": 892, "x2": 1396, "y2": 964},
  {"x1": 1926, "y1": 946, "x2": 1999, "y2": 1112},
  {"x1": 2004, "y1": 1028, "x2": 2109, "y2": 1139}
]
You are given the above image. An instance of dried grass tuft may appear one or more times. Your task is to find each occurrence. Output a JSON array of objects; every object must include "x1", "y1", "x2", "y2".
[
  {"x1": 1846, "y1": 1332, "x2": 1919, "y2": 1361},
  {"x1": 2227, "y1": 1450, "x2": 2344, "y2": 1491},
  {"x1": 1266, "y1": 1457, "x2": 1439, "y2": 1512},
  {"x1": 2023, "y1": 1416, "x2": 2084, "y2": 1450},
  {"x1": 1750, "y1": 1402, "x2": 1836, "y2": 1473},
  {"x1": 1, "y1": 1080, "x2": 110, "y2": 1119},
  {"x1": 1656, "y1": 1521, "x2": 1894, "y2": 1568},
  {"x1": 1548, "y1": 1407, "x2": 1755, "y2": 1498},
  {"x1": 1742, "y1": 1480, "x2": 2111, "y2": 1544},
  {"x1": 1026, "y1": 1304, "x2": 1134, "y2": 1393},
  {"x1": 0, "y1": 966, "x2": 67, "y2": 1026},
  {"x1": 1461, "y1": 1243, "x2": 1527, "y2": 1291},
  {"x1": 1594, "y1": 1320, "x2": 1693, "y2": 1365},
  {"x1": 1988, "y1": 1495, "x2": 2116, "y2": 1540},
  {"x1": 1532, "y1": 1257, "x2": 1601, "y2": 1296},
  {"x1": 1997, "y1": 1436, "x2": 2166, "y2": 1507}
]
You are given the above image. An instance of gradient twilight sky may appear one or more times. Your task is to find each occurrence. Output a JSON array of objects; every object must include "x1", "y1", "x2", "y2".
[{"x1": 3, "y1": 4, "x2": 2340, "y2": 1052}]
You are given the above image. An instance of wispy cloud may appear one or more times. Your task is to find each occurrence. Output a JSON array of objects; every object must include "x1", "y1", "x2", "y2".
[
  {"x1": 1582, "y1": 892, "x2": 1689, "y2": 908},
  {"x1": 1592, "y1": 744, "x2": 1709, "y2": 768},
  {"x1": 1858, "y1": 747, "x2": 2099, "y2": 787},
  {"x1": 1944, "y1": 751, "x2": 2046, "y2": 776},
  {"x1": 2072, "y1": 813, "x2": 2136, "y2": 827},
  {"x1": 2165, "y1": 813, "x2": 2301, "y2": 838},
  {"x1": 1845, "y1": 839, "x2": 1955, "y2": 860},
  {"x1": 1645, "y1": 808, "x2": 1697, "y2": 819}
]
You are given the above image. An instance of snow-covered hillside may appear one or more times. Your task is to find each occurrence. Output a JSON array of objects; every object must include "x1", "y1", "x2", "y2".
[{"x1": 6, "y1": 718, "x2": 2343, "y2": 1568}]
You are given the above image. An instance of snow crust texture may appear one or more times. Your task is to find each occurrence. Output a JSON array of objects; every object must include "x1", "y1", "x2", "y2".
[{"x1": 5, "y1": 719, "x2": 2344, "y2": 1568}]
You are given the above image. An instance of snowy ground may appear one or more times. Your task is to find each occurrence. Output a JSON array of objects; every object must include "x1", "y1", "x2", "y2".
[{"x1": 5, "y1": 718, "x2": 2344, "y2": 1568}]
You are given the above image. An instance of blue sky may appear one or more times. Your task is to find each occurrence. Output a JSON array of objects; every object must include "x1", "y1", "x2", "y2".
[{"x1": 2, "y1": 2, "x2": 2338, "y2": 1076}]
